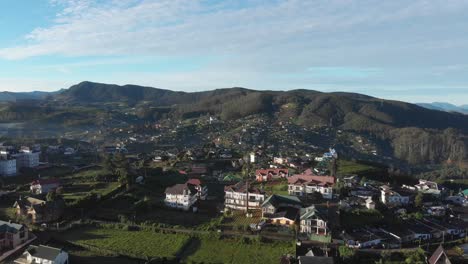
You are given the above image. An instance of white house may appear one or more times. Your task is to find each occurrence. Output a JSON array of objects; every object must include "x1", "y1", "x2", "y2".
[
  {"x1": 30, "y1": 179, "x2": 60, "y2": 195},
  {"x1": 299, "y1": 206, "x2": 330, "y2": 241},
  {"x1": 380, "y1": 185, "x2": 411, "y2": 206},
  {"x1": 14, "y1": 245, "x2": 69, "y2": 264},
  {"x1": 287, "y1": 170, "x2": 335, "y2": 199},
  {"x1": 224, "y1": 181, "x2": 265, "y2": 211},
  {"x1": 164, "y1": 183, "x2": 198, "y2": 211},
  {"x1": 0, "y1": 157, "x2": 17, "y2": 176}
]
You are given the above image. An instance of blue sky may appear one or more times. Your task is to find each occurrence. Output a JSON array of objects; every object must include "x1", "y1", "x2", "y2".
[{"x1": 0, "y1": 0, "x2": 467, "y2": 104}]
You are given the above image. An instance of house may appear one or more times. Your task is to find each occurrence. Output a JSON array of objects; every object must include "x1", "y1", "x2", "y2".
[
  {"x1": 415, "y1": 179, "x2": 440, "y2": 195},
  {"x1": 0, "y1": 156, "x2": 17, "y2": 177},
  {"x1": 14, "y1": 245, "x2": 69, "y2": 264},
  {"x1": 224, "y1": 181, "x2": 265, "y2": 211},
  {"x1": 288, "y1": 170, "x2": 335, "y2": 199},
  {"x1": 30, "y1": 179, "x2": 60, "y2": 195},
  {"x1": 273, "y1": 157, "x2": 288, "y2": 165},
  {"x1": 186, "y1": 178, "x2": 208, "y2": 200},
  {"x1": 255, "y1": 169, "x2": 289, "y2": 182},
  {"x1": 164, "y1": 183, "x2": 198, "y2": 211},
  {"x1": 299, "y1": 206, "x2": 330, "y2": 242},
  {"x1": 0, "y1": 220, "x2": 29, "y2": 251},
  {"x1": 366, "y1": 197, "x2": 376, "y2": 210},
  {"x1": 261, "y1": 195, "x2": 302, "y2": 226},
  {"x1": 342, "y1": 175, "x2": 359, "y2": 187},
  {"x1": 428, "y1": 245, "x2": 452, "y2": 264},
  {"x1": 63, "y1": 148, "x2": 75, "y2": 155},
  {"x1": 380, "y1": 185, "x2": 412, "y2": 206},
  {"x1": 13, "y1": 197, "x2": 64, "y2": 224}
]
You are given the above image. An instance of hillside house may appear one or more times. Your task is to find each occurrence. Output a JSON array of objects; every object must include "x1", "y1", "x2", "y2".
[
  {"x1": 164, "y1": 183, "x2": 198, "y2": 211},
  {"x1": 14, "y1": 245, "x2": 69, "y2": 264},
  {"x1": 0, "y1": 220, "x2": 29, "y2": 252},
  {"x1": 255, "y1": 169, "x2": 289, "y2": 182},
  {"x1": 261, "y1": 195, "x2": 302, "y2": 226},
  {"x1": 30, "y1": 179, "x2": 60, "y2": 195},
  {"x1": 428, "y1": 245, "x2": 452, "y2": 264},
  {"x1": 13, "y1": 197, "x2": 64, "y2": 224},
  {"x1": 288, "y1": 170, "x2": 335, "y2": 199},
  {"x1": 299, "y1": 206, "x2": 330, "y2": 242},
  {"x1": 186, "y1": 178, "x2": 208, "y2": 200},
  {"x1": 224, "y1": 181, "x2": 265, "y2": 211},
  {"x1": 380, "y1": 185, "x2": 412, "y2": 206}
]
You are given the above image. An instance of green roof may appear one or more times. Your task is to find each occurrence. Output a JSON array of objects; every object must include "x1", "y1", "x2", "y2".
[
  {"x1": 300, "y1": 206, "x2": 324, "y2": 220},
  {"x1": 262, "y1": 194, "x2": 302, "y2": 208}
]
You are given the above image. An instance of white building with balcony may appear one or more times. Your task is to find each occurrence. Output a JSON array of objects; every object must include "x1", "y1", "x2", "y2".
[
  {"x1": 164, "y1": 183, "x2": 198, "y2": 211},
  {"x1": 224, "y1": 181, "x2": 265, "y2": 211}
]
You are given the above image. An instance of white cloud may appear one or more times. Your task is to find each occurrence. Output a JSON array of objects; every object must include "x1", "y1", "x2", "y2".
[{"x1": 1, "y1": 0, "x2": 467, "y2": 60}]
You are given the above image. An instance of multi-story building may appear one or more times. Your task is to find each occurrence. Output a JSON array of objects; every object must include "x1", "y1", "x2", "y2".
[
  {"x1": 380, "y1": 185, "x2": 412, "y2": 206},
  {"x1": 13, "y1": 149, "x2": 40, "y2": 169},
  {"x1": 164, "y1": 183, "x2": 198, "y2": 211},
  {"x1": 288, "y1": 170, "x2": 335, "y2": 199},
  {"x1": 186, "y1": 178, "x2": 208, "y2": 200},
  {"x1": 224, "y1": 181, "x2": 265, "y2": 211},
  {"x1": 0, "y1": 220, "x2": 29, "y2": 251},
  {"x1": 299, "y1": 206, "x2": 330, "y2": 242},
  {"x1": 0, "y1": 157, "x2": 17, "y2": 177}
]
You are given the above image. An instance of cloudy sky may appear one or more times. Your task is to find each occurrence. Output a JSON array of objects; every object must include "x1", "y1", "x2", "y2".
[{"x1": 0, "y1": 0, "x2": 467, "y2": 104}]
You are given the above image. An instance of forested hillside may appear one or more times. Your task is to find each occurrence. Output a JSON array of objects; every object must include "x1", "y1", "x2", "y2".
[{"x1": 1, "y1": 81, "x2": 467, "y2": 165}]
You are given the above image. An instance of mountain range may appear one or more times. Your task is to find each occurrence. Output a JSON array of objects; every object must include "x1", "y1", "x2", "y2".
[
  {"x1": 0, "y1": 81, "x2": 467, "y2": 165},
  {"x1": 417, "y1": 102, "x2": 468, "y2": 114},
  {"x1": 0, "y1": 91, "x2": 58, "y2": 102}
]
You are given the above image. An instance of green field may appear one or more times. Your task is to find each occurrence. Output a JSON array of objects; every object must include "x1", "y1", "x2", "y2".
[
  {"x1": 183, "y1": 236, "x2": 295, "y2": 264},
  {"x1": 337, "y1": 160, "x2": 378, "y2": 175},
  {"x1": 61, "y1": 226, "x2": 191, "y2": 259}
]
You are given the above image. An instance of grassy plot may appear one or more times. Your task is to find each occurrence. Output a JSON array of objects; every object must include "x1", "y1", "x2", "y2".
[
  {"x1": 182, "y1": 235, "x2": 295, "y2": 264},
  {"x1": 61, "y1": 226, "x2": 191, "y2": 259},
  {"x1": 337, "y1": 160, "x2": 378, "y2": 176},
  {"x1": 222, "y1": 211, "x2": 262, "y2": 229}
]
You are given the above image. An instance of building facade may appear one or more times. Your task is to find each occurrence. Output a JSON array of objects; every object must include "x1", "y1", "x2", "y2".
[
  {"x1": 0, "y1": 158, "x2": 17, "y2": 177},
  {"x1": 224, "y1": 181, "x2": 265, "y2": 211},
  {"x1": 164, "y1": 183, "x2": 198, "y2": 211}
]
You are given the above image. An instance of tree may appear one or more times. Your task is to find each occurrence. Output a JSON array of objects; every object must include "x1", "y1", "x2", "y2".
[
  {"x1": 329, "y1": 158, "x2": 337, "y2": 176},
  {"x1": 415, "y1": 192, "x2": 424, "y2": 208},
  {"x1": 338, "y1": 246, "x2": 355, "y2": 260},
  {"x1": 46, "y1": 190, "x2": 57, "y2": 202},
  {"x1": 113, "y1": 153, "x2": 132, "y2": 189}
]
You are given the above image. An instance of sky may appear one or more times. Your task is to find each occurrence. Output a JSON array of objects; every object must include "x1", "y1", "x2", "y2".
[{"x1": 0, "y1": 0, "x2": 467, "y2": 105}]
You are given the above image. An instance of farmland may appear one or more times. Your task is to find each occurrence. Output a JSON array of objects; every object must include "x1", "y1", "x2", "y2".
[
  {"x1": 182, "y1": 235, "x2": 295, "y2": 264},
  {"x1": 61, "y1": 226, "x2": 191, "y2": 259}
]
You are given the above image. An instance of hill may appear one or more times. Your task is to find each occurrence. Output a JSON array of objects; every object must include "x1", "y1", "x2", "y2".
[
  {"x1": 1, "y1": 81, "x2": 467, "y2": 165},
  {"x1": 0, "y1": 91, "x2": 56, "y2": 102}
]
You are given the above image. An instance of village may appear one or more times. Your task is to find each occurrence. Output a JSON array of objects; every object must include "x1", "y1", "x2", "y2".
[{"x1": 0, "y1": 134, "x2": 466, "y2": 264}]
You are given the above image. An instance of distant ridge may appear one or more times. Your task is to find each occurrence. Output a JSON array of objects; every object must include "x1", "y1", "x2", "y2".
[
  {"x1": 0, "y1": 91, "x2": 58, "y2": 102},
  {"x1": 0, "y1": 81, "x2": 467, "y2": 164},
  {"x1": 417, "y1": 102, "x2": 468, "y2": 114}
]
